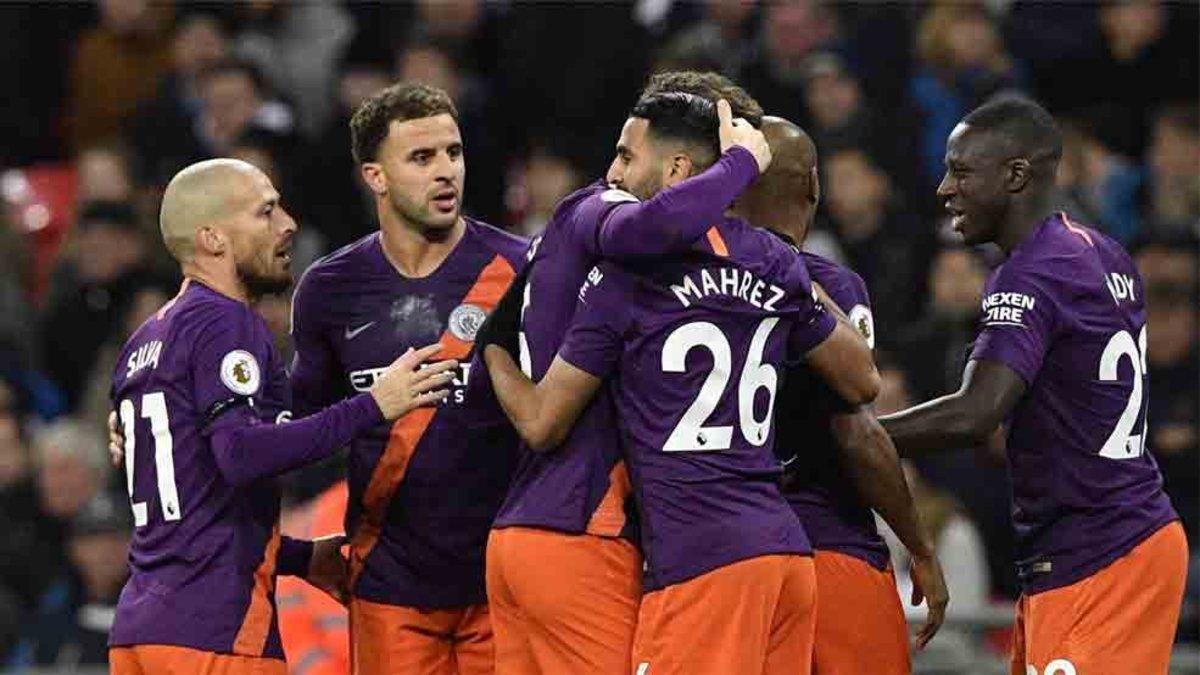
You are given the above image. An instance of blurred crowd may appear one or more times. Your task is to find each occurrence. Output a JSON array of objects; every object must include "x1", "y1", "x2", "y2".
[{"x1": 0, "y1": 0, "x2": 1195, "y2": 669}]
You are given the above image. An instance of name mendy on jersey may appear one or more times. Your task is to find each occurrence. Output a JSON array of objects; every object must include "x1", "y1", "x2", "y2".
[
  {"x1": 982, "y1": 292, "x2": 1035, "y2": 325},
  {"x1": 350, "y1": 362, "x2": 472, "y2": 404},
  {"x1": 671, "y1": 267, "x2": 785, "y2": 310}
]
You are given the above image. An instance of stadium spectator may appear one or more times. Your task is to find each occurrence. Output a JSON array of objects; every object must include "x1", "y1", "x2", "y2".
[
  {"x1": 1057, "y1": 113, "x2": 1144, "y2": 243},
  {"x1": 6, "y1": 490, "x2": 130, "y2": 668},
  {"x1": 890, "y1": 246, "x2": 988, "y2": 398},
  {"x1": 909, "y1": 2, "x2": 1020, "y2": 186},
  {"x1": 506, "y1": 139, "x2": 585, "y2": 237},
  {"x1": 397, "y1": 39, "x2": 506, "y2": 223},
  {"x1": 68, "y1": 0, "x2": 172, "y2": 151},
  {"x1": 309, "y1": 56, "x2": 393, "y2": 250},
  {"x1": 230, "y1": 0, "x2": 354, "y2": 138},
  {"x1": 739, "y1": 0, "x2": 841, "y2": 127},
  {"x1": 800, "y1": 52, "x2": 923, "y2": 210},
  {"x1": 653, "y1": 0, "x2": 760, "y2": 75},
  {"x1": 821, "y1": 146, "x2": 933, "y2": 336},
  {"x1": 76, "y1": 143, "x2": 136, "y2": 204},
  {"x1": 1145, "y1": 104, "x2": 1200, "y2": 236},
  {"x1": 126, "y1": 12, "x2": 230, "y2": 187},
  {"x1": 39, "y1": 201, "x2": 164, "y2": 411},
  {"x1": 1135, "y1": 237, "x2": 1199, "y2": 544}
]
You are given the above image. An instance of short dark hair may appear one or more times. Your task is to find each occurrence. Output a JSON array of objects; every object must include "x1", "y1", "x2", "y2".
[
  {"x1": 962, "y1": 95, "x2": 1063, "y2": 166},
  {"x1": 350, "y1": 83, "x2": 458, "y2": 164},
  {"x1": 629, "y1": 92, "x2": 720, "y2": 170},
  {"x1": 642, "y1": 70, "x2": 764, "y2": 128}
]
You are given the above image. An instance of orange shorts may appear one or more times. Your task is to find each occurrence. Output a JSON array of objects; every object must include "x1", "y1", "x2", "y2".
[
  {"x1": 349, "y1": 597, "x2": 492, "y2": 675},
  {"x1": 109, "y1": 645, "x2": 287, "y2": 675},
  {"x1": 1011, "y1": 521, "x2": 1188, "y2": 675},
  {"x1": 632, "y1": 554, "x2": 817, "y2": 675},
  {"x1": 486, "y1": 526, "x2": 642, "y2": 675},
  {"x1": 813, "y1": 550, "x2": 909, "y2": 675}
]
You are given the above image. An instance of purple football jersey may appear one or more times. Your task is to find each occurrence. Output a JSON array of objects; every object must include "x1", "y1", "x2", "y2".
[
  {"x1": 290, "y1": 218, "x2": 526, "y2": 608},
  {"x1": 970, "y1": 213, "x2": 1177, "y2": 593},
  {"x1": 109, "y1": 281, "x2": 294, "y2": 658},
  {"x1": 777, "y1": 251, "x2": 890, "y2": 570},
  {"x1": 559, "y1": 218, "x2": 838, "y2": 590},
  {"x1": 492, "y1": 182, "x2": 633, "y2": 535}
]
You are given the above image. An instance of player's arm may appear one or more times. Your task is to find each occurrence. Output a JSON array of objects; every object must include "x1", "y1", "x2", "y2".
[
  {"x1": 483, "y1": 346, "x2": 603, "y2": 451},
  {"x1": 878, "y1": 359, "x2": 1025, "y2": 457},
  {"x1": 290, "y1": 271, "x2": 344, "y2": 418},
  {"x1": 880, "y1": 266, "x2": 1051, "y2": 457},
  {"x1": 208, "y1": 345, "x2": 456, "y2": 486},
  {"x1": 595, "y1": 100, "x2": 770, "y2": 260},
  {"x1": 797, "y1": 294, "x2": 881, "y2": 406},
  {"x1": 830, "y1": 407, "x2": 948, "y2": 647}
]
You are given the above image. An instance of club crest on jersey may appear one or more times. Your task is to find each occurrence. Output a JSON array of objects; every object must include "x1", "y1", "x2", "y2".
[
  {"x1": 220, "y1": 350, "x2": 261, "y2": 396},
  {"x1": 449, "y1": 303, "x2": 487, "y2": 342},
  {"x1": 848, "y1": 304, "x2": 875, "y2": 349}
]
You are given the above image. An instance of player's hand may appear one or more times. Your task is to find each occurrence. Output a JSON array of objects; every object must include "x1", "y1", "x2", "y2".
[
  {"x1": 369, "y1": 344, "x2": 458, "y2": 420},
  {"x1": 305, "y1": 534, "x2": 349, "y2": 606},
  {"x1": 717, "y1": 99, "x2": 772, "y2": 174},
  {"x1": 910, "y1": 552, "x2": 949, "y2": 649},
  {"x1": 108, "y1": 410, "x2": 125, "y2": 468}
]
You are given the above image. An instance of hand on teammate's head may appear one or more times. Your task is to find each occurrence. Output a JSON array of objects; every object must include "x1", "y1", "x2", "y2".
[{"x1": 717, "y1": 99, "x2": 772, "y2": 174}]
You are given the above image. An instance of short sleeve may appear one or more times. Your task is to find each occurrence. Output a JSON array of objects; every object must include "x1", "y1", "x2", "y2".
[
  {"x1": 970, "y1": 263, "x2": 1058, "y2": 385},
  {"x1": 557, "y1": 264, "x2": 630, "y2": 379}
]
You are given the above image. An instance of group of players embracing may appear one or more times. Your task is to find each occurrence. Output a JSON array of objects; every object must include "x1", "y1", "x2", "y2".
[{"x1": 106, "y1": 69, "x2": 1186, "y2": 675}]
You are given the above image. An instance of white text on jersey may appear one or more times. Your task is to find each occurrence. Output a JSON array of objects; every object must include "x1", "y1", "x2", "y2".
[
  {"x1": 1106, "y1": 273, "x2": 1137, "y2": 304},
  {"x1": 126, "y1": 340, "x2": 163, "y2": 379},
  {"x1": 671, "y1": 267, "x2": 785, "y2": 311},
  {"x1": 982, "y1": 292, "x2": 1035, "y2": 326}
]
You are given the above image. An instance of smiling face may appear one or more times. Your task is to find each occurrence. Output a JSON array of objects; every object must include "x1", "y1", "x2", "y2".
[
  {"x1": 937, "y1": 123, "x2": 1012, "y2": 246},
  {"x1": 363, "y1": 114, "x2": 465, "y2": 235}
]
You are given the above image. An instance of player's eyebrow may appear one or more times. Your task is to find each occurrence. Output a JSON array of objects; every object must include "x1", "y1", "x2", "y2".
[{"x1": 616, "y1": 143, "x2": 632, "y2": 158}]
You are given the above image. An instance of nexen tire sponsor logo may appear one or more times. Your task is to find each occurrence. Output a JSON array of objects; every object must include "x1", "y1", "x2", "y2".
[
  {"x1": 981, "y1": 291, "x2": 1035, "y2": 326},
  {"x1": 350, "y1": 362, "x2": 473, "y2": 404}
]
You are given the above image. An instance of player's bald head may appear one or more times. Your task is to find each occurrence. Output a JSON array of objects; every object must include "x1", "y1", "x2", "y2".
[
  {"x1": 736, "y1": 116, "x2": 820, "y2": 243},
  {"x1": 159, "y1": 158, "x2": 264, "y2": 262}
]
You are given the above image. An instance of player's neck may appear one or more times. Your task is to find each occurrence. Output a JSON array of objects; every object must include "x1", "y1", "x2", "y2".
[
  {"x1": 378, "y1": 214, "x2": 466, "y2": 279},
  {"x1": 182, "y1": 263, "x2": 249, "y2": 304},
  {"x1": 997, "y1": 193, "x2": 1055, "y2": 255}
]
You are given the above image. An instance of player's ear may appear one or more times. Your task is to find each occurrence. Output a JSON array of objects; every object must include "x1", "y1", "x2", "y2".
[
  {"x1": 360, "y1": 163, "x2": 388, "y2": 196},
  {"x1": 809, "y1": 166, "x2": 820, "y2": 206},
  {"x1": 666, "y1": 153, "x2": 693, "y2": 184},
  {"x1": 1006, "y1": 158, "x2": 1032, "y2": 193},
  {"x1": 196, "y1": 226, "x2": 226, "y2": 256}
]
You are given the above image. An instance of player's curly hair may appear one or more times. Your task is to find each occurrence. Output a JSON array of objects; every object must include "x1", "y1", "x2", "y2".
[
  {"x1": 350, "y1": 83, "x2": 458, "y2": 165},
  {"x1": 642, "y1": 71, "x2": 764, "y2": 129}
]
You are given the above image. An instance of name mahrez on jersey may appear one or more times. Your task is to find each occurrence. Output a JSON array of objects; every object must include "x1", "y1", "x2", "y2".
[
  {"x1": 126, "y1": 340, "x2": 163, "y2": 379},
  {"x1": 671, "y1": 267, "x2": 785, "y2": 310},
  {"x1": 981, "y1": 291, "x2": 1035, "y2": 325}
]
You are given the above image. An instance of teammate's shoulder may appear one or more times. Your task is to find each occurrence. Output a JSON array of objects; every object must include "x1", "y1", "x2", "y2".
[
  {"x1": 552, "y1": 181, "x2": 624, "y2": 222},
  {"x1": 308, "y1": 232, "x2": 381, "y2": 275},
  {"x1": 464, "y1": 217, "x2": 529, "y2": 265},
  {"x1": 800, "y1": 251, "x2": 867, "y2": 300}
]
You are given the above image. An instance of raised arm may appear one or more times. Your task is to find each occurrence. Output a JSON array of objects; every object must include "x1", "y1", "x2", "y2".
[{"x1": 597, "y1": 99, "x2": 771, "y2": 260}]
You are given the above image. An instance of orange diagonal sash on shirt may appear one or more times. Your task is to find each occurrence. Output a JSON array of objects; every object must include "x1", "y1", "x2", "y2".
[
  {"x1": 232, "y1": 522, "x2": 282, "y2": 656},
  {"x1": 348, "y1": 254, "x2": 517, "y2": 588}
]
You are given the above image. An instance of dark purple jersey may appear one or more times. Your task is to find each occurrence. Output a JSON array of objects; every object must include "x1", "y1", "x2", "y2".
[
  {"x1": 776, "y1": 251, "x2": 890, "y2": 570},
  {"x1": 289, "y1": 218, "x2": 527, "y2": 608},
  {"x1": 970, "y1": 213, "x2": 1177, "y2": 593},
  {"x1": 494, "y1": 147, "x2": 763, "y2": 537},
  {"x1": 109, "y1": 280, "x2": 299, "y2": 658},
  {"x1": 559, "y1": 218, "x2": 838, "y2": 590}
]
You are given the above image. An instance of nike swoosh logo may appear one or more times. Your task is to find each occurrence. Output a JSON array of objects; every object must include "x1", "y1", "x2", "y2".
[{"x1": 344, "y1": 322, "x2": 376, "y2": 340}]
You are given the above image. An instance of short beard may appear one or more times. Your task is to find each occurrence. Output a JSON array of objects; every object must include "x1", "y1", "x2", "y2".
[{"x1": 240, "y1": 267, "x2": 292, "y2": 300}]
